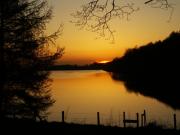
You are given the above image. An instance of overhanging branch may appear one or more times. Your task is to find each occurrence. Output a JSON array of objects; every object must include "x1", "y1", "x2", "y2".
[{"x1": 72, "y1": 0, "x2": 173, "y2": 43}]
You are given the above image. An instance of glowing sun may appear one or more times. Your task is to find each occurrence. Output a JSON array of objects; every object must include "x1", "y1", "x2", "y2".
[{"x1": 97, "y1": 60, "x2": 110, "y2": 64}]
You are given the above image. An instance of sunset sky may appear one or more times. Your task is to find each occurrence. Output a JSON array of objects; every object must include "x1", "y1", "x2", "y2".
[{"x1": 47, "y1": 0, "x2": 180, "y2": 65}]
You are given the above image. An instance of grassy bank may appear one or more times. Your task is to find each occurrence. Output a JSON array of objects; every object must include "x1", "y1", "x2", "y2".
[{"x1": 1, "y1": 119, "x2": 179, "y2": 134}]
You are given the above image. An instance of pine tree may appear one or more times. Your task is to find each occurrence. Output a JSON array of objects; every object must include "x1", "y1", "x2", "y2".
[{"x1": 0, "y1": 0, "x2": 63, "y2": 120}]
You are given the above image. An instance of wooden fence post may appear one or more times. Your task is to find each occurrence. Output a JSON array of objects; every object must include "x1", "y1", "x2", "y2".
[
  {"x1": 123, "y1": 112, "x2": 126, "y2": 128},
  {"x1": 97, "y1": 112, "x2": 100, "y2": 126},
  {"x1": 141, "y1": 114, "x2": 144, "y2": 127},
  {"x1": 174, "y1": 114, "x2": 177, "y2": 130},
  {"x1": 137, "y1": 113, "x2": 139, "y2": 128},
  {"x1": 62, "y1": 111, "x2": 65, "y2": 123},
  {"x1": 144, "y1": 110, "x2": 146, "y2": 126}
]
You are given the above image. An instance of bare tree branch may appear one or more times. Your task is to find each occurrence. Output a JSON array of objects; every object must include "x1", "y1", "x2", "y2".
[
  {"x1": 145, "y1": 0, "x2": 154, "y2": 4},
  {"x1": 72, "y1": 0, "x2": 173, "y2": 43},
  {"x1": 145, "y1": 0, "x2": 171, "y2": 9},
  {"x1": 71, "y1": 0, "x2": 139, "y2": 43},
  {"x1": 145, "y1": 0, "x2": 174, "y2": 22}
]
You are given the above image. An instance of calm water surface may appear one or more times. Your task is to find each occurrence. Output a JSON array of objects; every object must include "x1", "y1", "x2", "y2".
[{"x1": 48, "y1": 70, "x2": 180, "y2": 128}]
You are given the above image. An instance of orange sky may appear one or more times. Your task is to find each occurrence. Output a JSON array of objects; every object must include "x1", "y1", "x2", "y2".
[{"x1": 47, "y1": 0, "x2": 180, "y2": 65}]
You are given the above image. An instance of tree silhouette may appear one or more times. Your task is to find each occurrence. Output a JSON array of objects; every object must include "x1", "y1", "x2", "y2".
[
  {"x1": 0, "y1": 0, "x2": 63, "y2": 120},
  {"x1": 72, "y1": 0, "x2": 173, "y2": 43},
  {"x1": 107, "y1": 31, "x2": 180, "y2": 109}
]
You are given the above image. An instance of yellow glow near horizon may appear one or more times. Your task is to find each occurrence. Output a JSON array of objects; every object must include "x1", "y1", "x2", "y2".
[
  {"x1": 47, "y1": 0, "x2": 180, "y2": 65},
  {"x1": 97, "y1": 60, "x2": 110, "y2": 64}
]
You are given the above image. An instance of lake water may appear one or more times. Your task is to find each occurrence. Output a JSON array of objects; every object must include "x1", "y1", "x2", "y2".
[{"x1": 48, "y1": 70, "x2": 180, "y2": 128}]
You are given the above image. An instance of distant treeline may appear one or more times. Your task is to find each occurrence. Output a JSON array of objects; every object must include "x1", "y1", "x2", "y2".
[
  {"x1": 49, "y1": 63, "x2": 105, "y2": 70},
  {"x1": 105, "y1": 31, "x2": 180, "y2": 109},
  {"x1": 106, "y1": 31, "x2": 180, "y2": 74}
]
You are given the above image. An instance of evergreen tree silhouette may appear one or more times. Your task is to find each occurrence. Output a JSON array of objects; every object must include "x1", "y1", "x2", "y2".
[{"x1": 0, "y1": 0, "x2": 63, "y2": 120}]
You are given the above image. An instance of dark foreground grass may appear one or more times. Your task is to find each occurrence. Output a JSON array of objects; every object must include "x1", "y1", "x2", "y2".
[{"x1": 1, "y1": 119, "x2": 179, "y2": 135}]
